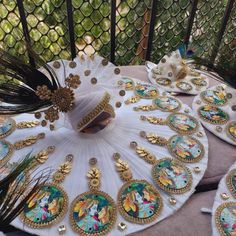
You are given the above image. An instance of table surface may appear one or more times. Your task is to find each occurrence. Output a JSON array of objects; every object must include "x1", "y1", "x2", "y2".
[{"x1": 120, "y1": 65, "x2": 236, "y2": 187}]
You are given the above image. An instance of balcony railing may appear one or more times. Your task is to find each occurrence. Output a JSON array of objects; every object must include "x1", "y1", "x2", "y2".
[{"x1": 0, "y1": 0, "x2": 235, "y2": 72}]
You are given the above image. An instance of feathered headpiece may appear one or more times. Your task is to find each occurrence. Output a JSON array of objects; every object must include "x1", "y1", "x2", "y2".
[{"x1": 0, "y1": 49, "x2": 82, "y2": 129}]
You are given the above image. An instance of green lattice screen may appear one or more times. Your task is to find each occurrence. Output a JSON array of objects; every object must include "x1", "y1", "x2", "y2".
[{"x1": 0, "y1": 0, "x2": 235, "y2": 73}]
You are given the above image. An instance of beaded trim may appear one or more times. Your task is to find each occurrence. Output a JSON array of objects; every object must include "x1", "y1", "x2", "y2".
[
  {"x1": 70, "y1": 190, "x2": 117, "y2": 236},
  {"x1": 0, "y1": 118, "x2": 16, "y2": 139},
  {"x1": 197, "y1": 106, "x2": 229, "y2": 125},
  {"x1": 167, "y1": 135, "x2": 205, "y2": 163},
  {"x1": 215, "y1": 202, "x2": 236, "y2": 236},
  {"x1": 117, "y1": 179, "x2": 163, "y2": 224},
  {"x1": 166, "y1": 113, "x2": 199, "y2": 135},
  {"x1": 77, "y1": 92, "x2": 113, "y2": 131},
  {"x1": 200, "y1": 90, "x2": 228, "y2": 106},
  {"x1": 151, "y1": 158, "x2": 192, "y2": 194},
  {"x1": 0, "y1": 140, "x2": 14, "y2": 165},
  {"x1": 20, "y1": 183, "x2": 68, "y2": 228},
  {"x1": 226, "y1": 169, "x2": 236, "y2": 198}
]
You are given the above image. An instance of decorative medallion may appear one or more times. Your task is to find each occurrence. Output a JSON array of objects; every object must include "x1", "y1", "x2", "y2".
[
  {"x1": 113, "y1": 155, "x2": 162, "y2": 224},
  {"x1": 0, "y1": 140, "x2": 13, "y2": 165},
  {"x1": 21, "y1": 154, "x2": 72, "y2": 228},
  {"x1": 152, "y1": 158, "x2": 192, "y2": 194},
  {"x1": 176, "y1": 81, "x2": 193, "y2": 92},
  {"x1": 226, "y1": 169, "x2": 236, "y2": 198},
  {"x1": 117, "y1": 180, "x2": 162, "y2": 224},
  {"x1": 191, "y1": 78, "x2": 207, "y2": 87},
  {"x1": 198, "y1": 105, "x2": 229, "y2": 124},
  {"x1": 215, "y1": 202, "x2": 236, "y2": 236},
  {"x1": 121, "y1": 77, "x2": 135, "y2": 90},
  {"x1": 167, "y1": 135, "x2": 205, "y2": 163},
  {"x1": 0, "y1": 117, "x2": 16, "y2": 139},
  {"x1": 21, "y1": 184, "x2": 68, "y2": 228},
  {"x1": 200, "y1": 90, "x2": 227, "y2": 106},
  {"x1": 226, "y1": 121, "x2": 236, "y2": 142},
  {"x1": 153, "y1": 96, "x2": 181, "y2": 112},
  {"x1": 70, "y1": 190, "x2": 117, "y2": 235},
  {"x1": 134, "y1": 83, "x2": 159, "y2": 99},
  {"x1": 155, "y1": 78, "x2": 172, "y2": 86},
  {"x1": 167, "y1": 113, "x2": 199, "y2": 135},
  {"x1": 70, "y1": 158, "x2": 117, "y2": 235}
]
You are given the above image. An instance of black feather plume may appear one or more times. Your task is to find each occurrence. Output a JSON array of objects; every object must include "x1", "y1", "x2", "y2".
[
  {"x1": 0, "y1": 49, "x2": 60, "y2": 114},
  {"x1": 0, "y1": 153, "x2": 51, "y2": 227}
]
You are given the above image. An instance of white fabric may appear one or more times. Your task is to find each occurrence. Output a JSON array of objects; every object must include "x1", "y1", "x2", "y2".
[
  {"x1": 211, "y1": 161, "x2": 236, "y2": 236},
  {"x1": 6, "y1": 57, "x2": 209, "y2": 236},
  {"x1": 146, "y1": 50, "x2": 210, "y2": 95},
  {"x1": 192, "y1": 84, "x2": 236, "y2": 146}
]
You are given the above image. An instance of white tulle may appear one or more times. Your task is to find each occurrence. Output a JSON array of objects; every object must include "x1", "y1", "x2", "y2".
[{"x1": 8, "y1": 56, "x2": 209, "y2": 236}]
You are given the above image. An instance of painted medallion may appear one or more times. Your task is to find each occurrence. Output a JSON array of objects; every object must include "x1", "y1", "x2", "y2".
[
  {"x1": 226, "y1": 169, "x2": 236, "y2": 198},
  {"x1": 118, "y1": 180, "x2": 162, "y2": 224},
  {"x1": 198, "y1": 105, "x2": 229, "y2": 124},
  {"x1": 167, "y1": 113, "x2": 199, "y2": 135},
  {"x1": 70, "y1": 190, "x2": 116, "y2": 235},
  {"x1": 0, "y1": 117, "x2": 16, "y2": 138},
  {"x1": 191, "y1": 78, "x2": 207, "y2": 87},
  {"x1": 176, "y1": 81, "x2": 193, "y2": 92},
  {"x1": 152, "y1": 158, "x2": 192, "y2": 194},
  {"x1": 167, "y1": 135, "x2": 204, "y2": 163},
  {"x1": 201, "y1": 90, "x2": 227, "y2": 106},
  {"x1": 21, "y1": 184, "x2": 68, "y2": 228},
  {"x1": 0, "y1": 140, "x2": 13, "y2": 165},
  {"x1": 215, "y1": 202, "x2": 236, "y2": 236},
  {"x1": 226, "y1": 121, "x2": 236, "y2": 142},
  {"x1": 153, "y1": 96, "x2": 181, "y2": 112},
  {"x1": 135, "y1": 83, "x2": 159, "y2": 99},
  {"x1": 122, "y1": 77, "x2": 135, "y2": 90},
  {"x1": 155, "y1": 78, "x2": 172, "y2": 86}
]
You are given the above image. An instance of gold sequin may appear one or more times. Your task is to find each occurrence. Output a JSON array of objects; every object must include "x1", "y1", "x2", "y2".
[
  {"x1": 91, "y1": 77, "x2": 97, "y2": 84},
  {"x1": 53, "y1": 61, "x2": 61, "y2": 69},
  {"x1": 84, "y1": 70, "x2": 91, "y2": 76},
  {"x1": 69, "y1": 61, "x2": 76, "y2": 68}
]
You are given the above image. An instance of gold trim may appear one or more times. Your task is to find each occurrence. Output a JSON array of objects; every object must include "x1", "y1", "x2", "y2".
[
  {"x1": 151, "y1": 158, "x2": 192, "y2": 194},
  {"x1": 215, "y1": 202, "x2": 236, "y2": 236},
  {"x1": 117, "y1": 179, "x2": 163, "y2": 224},
  {"x1": 166, "y1": 112, "x2": 199, "y2": 135},
  {"x1": 226, "y1": 169, "x2": 236, "y2": 198},
  {"x1": 197, "y1": 105, "x2": 229, "y2": 125},
  {"x1": 16, "y1": 121, "x2": 40, "y2": 129},
  {"x1": 77, "y1": 92, "x2": 112, "y2": 131},
  {"x1": 226, "y1": 121, "x2": 236, "y2": 143},
  {"x1": 0, "y1": 118, "x2": 16, "y2": 139},
  {"x1": 152, "y1": 96, "x2": 181, "y2": 112},
  {"x1": 0, "y1": 140, "x2": 14, "y2": 165},
  {"x1": 70, "y1": 190, "x2": 117, "y2": 236},
  {"x1": 176, "y1": 81, "x2": 193, "y2": 92},
  {"x1": 167, "y1": 135, "x2": 205, "y2": 163},
  {"x1": 200, "y1": 90, "x2": 228, "y2": 106},
  {"x1": 20, "y1": 183, "x2": 68, "y2": 228}
]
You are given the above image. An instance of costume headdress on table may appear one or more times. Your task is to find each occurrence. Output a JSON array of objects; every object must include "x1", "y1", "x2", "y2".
[{"x1": 0, "y1": 50, "x2": 123, "y2": 133}]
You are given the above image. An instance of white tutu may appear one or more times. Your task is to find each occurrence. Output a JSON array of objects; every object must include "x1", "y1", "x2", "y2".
[{"x1": 0, "y1": 55, "x2": 209, "y2": 236}]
